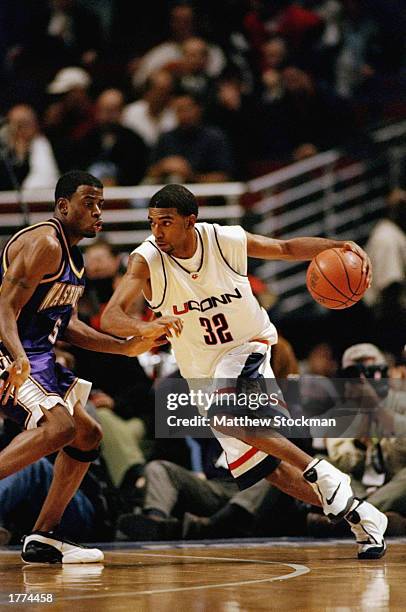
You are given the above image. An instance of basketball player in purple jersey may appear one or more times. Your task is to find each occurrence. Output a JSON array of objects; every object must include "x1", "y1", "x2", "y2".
[
  {"x1": 0, "y1": 171, "x2": 182, "y2": 563},
  {"x1": 102, "y1": 184, "x2": 387, "y2": 559}
]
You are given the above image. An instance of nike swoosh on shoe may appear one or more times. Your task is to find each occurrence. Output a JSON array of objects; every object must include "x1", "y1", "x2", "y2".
[{"x1": 326, "y1": 482, "x2": 341, "y2": 505}]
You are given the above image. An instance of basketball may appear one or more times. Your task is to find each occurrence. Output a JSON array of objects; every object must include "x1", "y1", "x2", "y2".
[{"x1": 306, "y1": 248, "x2": 368, "y2": 309}]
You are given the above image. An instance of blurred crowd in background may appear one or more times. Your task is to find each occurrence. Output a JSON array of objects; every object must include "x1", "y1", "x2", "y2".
[
  {"x1": 0, "y1": 1, "x2": 405, "y2": 547},
  {"x1": 0, "y1": 0, "x2": 405, "y2": 188}
]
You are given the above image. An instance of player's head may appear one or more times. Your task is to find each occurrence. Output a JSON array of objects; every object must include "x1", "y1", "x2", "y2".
[
  {"x1": 148, "y1": 184, "x2": 198, "y2": 254},
  {"x1": 54, "y1": 170, "x2": 104, "y2": 239}
]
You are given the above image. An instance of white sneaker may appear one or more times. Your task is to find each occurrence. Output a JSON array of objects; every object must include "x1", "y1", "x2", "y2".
[
  {"x1": 303, "y1": 458, "x2": 354, "y2": 521},
  {"x1": 22, "y1": 532, "x2": 104, "y2": 564},
  {"x1": 345, "y1": 499, "x2": 388, "y2": 559}
]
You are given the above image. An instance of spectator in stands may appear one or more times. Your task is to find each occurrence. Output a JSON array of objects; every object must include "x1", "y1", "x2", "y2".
[
  {"x1": 116, "y1": 439, "x2": 241, "y2": 541},
  {"x1": 122, "y1": 70, "x2": 177, "y2": 148},
  {"x1": 147, "y1": 93, "x2": 234, "y2": 183},
  {"x1": 77, "y1": 89, "x2": 147, "y2": 186},
  {"x1": 173, "y1": 37, "x2": 217, "y2": 104},
  {"x1": 208, "y1": 74, "x2": 257, "y2": 179},
  {"x1": 0, "y1": 104, "x2": 59, "y2": 191},
  {"x1": 260, "y1": 35, "x2": 289, "y2": 72},
  {"x1": 309, "y1": 0, "x2": 342, "y2": 84},
  {"x1": 270, "y1": 1, "x2": 324, "y2": 70},
  {"x1": 79, "y1": 239, "x2": 125, "y2": 328},
  {"x1": 259, "y1": 65, "x2": 354, "y2": 162},
  {"x1": 90, "y1": 389, "x2": 146, "y2": 496},
  {"x1": 0, "y1": 0, "x2": 104, "y2": 111},
  {"x1": 302, "y1": 343, "x2": 338, "y2": 378},
  {"x1": 243, "y1": 1, "x2": 324, "y2": 73},
  {"x1": 0, "y1": 458, "x2": 98, "y2": 544},
  {"x1": 43, "y1": 0, "x2": 104, "y2": 68},
  {"x1": 365, "y1": 188, "x2": 406, "y2": 360},
  {"x1": 131, "y1": 2, "x2": 225, "y2": 90},
  {"x1": 307, "y1": 342, "x2": 406, "y2": 537},
  {"x1": 43, "y1": 66, "x2": 95, "y2": 171},
  {"x1": 334, "y1": 0, "x2": 381, "y2": 99}
]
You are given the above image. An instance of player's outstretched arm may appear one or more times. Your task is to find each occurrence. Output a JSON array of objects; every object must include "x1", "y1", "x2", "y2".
[
  {"x1": 245, "y1": 232, "x2": 371, "y2": 284},
  {"x1": 0, "y1": 231, "x2": 62, "y2": 404},
  {"x1": 65, "y1": 310, "x2": 168, "y2": 356},
  {"x1": 100, "y1": 253, "x2": 183, "y2": 340}
]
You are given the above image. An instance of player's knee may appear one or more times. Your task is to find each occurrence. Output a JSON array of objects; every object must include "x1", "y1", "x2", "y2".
[
  {"x1": 90, "y1": 421, "x2": 103, "y2": 447},
  {"x1": 74, "y1": 420, "x2": 103, "y2": 450}
]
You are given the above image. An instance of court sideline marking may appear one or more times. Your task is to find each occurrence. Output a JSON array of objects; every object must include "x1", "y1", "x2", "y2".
[{"x1": 49, "y1": 551, "x2": 310, "y2": 600}]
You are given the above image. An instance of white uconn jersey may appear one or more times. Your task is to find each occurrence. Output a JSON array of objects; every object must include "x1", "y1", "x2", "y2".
[{"x1": 134, "y1": 223, "x2": 277, "y2": 378}]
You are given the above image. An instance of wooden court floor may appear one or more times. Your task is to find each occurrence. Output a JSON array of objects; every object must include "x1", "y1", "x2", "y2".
[{"x1": 0, "y1": 538, "x2": 405, "y2": 611}]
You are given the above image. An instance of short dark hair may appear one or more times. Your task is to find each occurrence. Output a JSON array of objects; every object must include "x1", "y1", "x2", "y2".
[
  {"x1": 149, "y1": 184, "x2": 198, "y2": 217},
  {"x1": 55, "y1": 171, "x2": 103, "y2": 203}
]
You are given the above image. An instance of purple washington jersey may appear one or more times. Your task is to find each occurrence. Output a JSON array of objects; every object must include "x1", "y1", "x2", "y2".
[
  {"x1": 0, "y1": 218, "x2": 88, "y2": 429},
  {"x1": 0, "y1": 218, "x2": 85, "y2": 354}
]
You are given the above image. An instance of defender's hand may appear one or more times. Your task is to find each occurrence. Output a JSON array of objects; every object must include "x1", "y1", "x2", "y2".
[
  {"x1": 0, "y1": 356, "x2": 30, "y2": 405},
  {"x1": 343, "y1": 241, "x2": 372, "y2": 288}
]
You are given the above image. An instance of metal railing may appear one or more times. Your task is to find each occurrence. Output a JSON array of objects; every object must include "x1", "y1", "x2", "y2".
[
  {"x1": 0, "y1": 182, "x2": 245, "y2": 248},
  {"x1": 248, "y1": 120, "x2": 406, "y2": 313}
]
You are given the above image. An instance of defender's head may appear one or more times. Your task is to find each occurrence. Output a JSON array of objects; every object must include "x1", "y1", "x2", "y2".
[
  {"x1": 148, "y1": 184, "x2": 198, "y2": 254},
  {"x1": 55, "y1": 171, "x2": 104, "y2": 239}
]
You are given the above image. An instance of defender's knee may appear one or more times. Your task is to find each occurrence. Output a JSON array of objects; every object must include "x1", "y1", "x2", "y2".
[{"x1": 73, "y1": 420, "x2": 103, "y2": 451}]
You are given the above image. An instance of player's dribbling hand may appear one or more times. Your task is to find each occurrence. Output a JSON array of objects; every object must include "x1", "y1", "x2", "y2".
[
  {"x1": 343, "y1": 241, "x2": 372, "y2": 288},
  {"x1": 0, "y1": 356, "x2": 30, "y2": 405},
  {"x1": 122, "y1": 335, "x2": 169, "y2": 357},
  {"x1": 141, "y1": 316, "x2": 183, "y2": 341}
]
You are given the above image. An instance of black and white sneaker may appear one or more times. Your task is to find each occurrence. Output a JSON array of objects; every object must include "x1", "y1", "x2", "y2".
[
  {"x1": 345, "y1": 499, "x2": 388, "y2": 560},
  {"x1": 21, "y1": 531, "x2": 104, "y2": 564},
  {"x1": 303, "y1": 458, "x2": 354, "y2": 522}
]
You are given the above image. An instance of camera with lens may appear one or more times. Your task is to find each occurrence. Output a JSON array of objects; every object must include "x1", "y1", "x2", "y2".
[{"x1": 339, "y1": 364, "x2": 389, "y2": 399}]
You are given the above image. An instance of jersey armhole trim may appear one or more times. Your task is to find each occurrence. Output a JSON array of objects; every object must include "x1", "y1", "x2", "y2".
[
  {"x1": 51, "y1": 218, "x2": 84, "y2": 279},
  {"x1": 1, "y1": 221, "x2": 62, "y2": 276},
  {"x1": 40, "y1": 250, "x2": 65, "y2": 284},
  {"x1": 144, "y1": 241, "x2": 167, "y2": 310},
  {"x1": 213, "y1": 225, "x2": 248, "y2": 278}
]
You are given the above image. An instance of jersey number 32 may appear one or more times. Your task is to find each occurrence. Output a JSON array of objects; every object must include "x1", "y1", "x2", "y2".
[{"x1": 199, "y1": 313, "x2": 233, "y2": 345}]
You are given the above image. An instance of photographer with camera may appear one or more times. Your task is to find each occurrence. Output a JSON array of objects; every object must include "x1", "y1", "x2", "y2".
[{"x1": 308, "y1": 343, "x2": 406, "y2": 537}]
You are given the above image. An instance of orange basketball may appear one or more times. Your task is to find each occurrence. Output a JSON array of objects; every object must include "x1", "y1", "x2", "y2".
[{"x1": 306, "y1": 248, "x2": 368, "y2": 309}]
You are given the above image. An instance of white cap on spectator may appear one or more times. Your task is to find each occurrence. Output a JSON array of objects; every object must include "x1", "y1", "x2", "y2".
[
  {"x1": 342, "y1": 343, "x2": 386, "y2": 368},
  {"x1": 47, "y1": 67, "x2": 91, "y2": 94}
]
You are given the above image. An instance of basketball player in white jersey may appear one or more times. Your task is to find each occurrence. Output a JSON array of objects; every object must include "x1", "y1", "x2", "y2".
[{"x1": 101, "y1": 184, "x2": 387, "y2": 558}]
